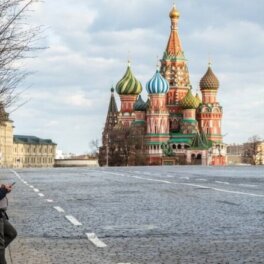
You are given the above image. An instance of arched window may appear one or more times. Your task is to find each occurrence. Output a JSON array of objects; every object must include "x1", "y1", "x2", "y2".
[{"x1": 178, "y1": 144, "x2": 182, "y2": 149}]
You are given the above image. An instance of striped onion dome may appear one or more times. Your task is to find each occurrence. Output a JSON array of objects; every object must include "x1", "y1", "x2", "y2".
[
  {"x1": 134, "y1": 95, "x2": 147, "y2": 111},
  {"x1": 146, "y1": 70, "x2": 169, "y2": 94},
  {"x1": 200, "y1": 64, "x2": 219, "y2": 90},
  {"x1": 179, "y1": 89, "x2": 200, "y2": 109},
  {"x1": 195, "y1": 93, "x2": 202, "y2": 105},
  {"x1": 116, "y1": 64, "x2": 142, "y2": 95}
]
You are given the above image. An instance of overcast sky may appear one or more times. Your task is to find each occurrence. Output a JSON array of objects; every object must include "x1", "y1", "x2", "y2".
[{"x1": 10, "y1": 0, "x2": 264, "y2": 154}]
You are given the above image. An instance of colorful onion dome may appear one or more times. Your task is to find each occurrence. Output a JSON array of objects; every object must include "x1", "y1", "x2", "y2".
[
  {"x1": 179, "y1": 89, "x2": 200, "y2": 109},
  {"x1": 169, "y1": 4, "x2": 180, "y2": 19},
  {"x1": 146, "y1": 69, "x2": 169, "y2": 94},
  {"x1": 195, "y1": 93, "x2": 202, "y2": 105},
  {"x1": 134, "y1": 95, "x2": 147, "y2": 111},
  {"x1": 116, "y1": 64, "x2": 142, "y2": 95},
  {"x1": 200, "y1": 64, "x2": 219, "y2": 90}
]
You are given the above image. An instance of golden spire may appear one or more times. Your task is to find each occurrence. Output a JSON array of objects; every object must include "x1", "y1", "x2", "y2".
[
  {"x1": 156, "y1": 56, "x2": 160, "y2": 71},
  {"x1": 169, "y1": 3, "x2": 180, "y2": 19}
]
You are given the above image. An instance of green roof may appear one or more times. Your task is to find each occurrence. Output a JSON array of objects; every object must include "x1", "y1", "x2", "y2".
[
  {"x1": 181, "y1": 119, "x2": 197, "y2": 123},
  {"x1": 170, "y1": 133, "x2": 194, "y2": 138},
  {"x1": 169, "y1": 138, "x2": 192, "y2": 144},
  {"x1": 146, "y1": 133, "x2": 170, "y2": 136},
  {"x1": 146, "y1": 142, "x2": 165, "y2": 145},
  {"x1": 14, "y1": 135, "x2": 57, "y2": 145},
  {"x1": 132, "y1": 120, "x2": 145, "y2": 125}
]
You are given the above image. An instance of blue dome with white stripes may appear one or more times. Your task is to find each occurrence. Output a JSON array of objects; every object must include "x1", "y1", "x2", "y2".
[{"x1": 146, "y1": 70, "x2": 169, "y2": 94}]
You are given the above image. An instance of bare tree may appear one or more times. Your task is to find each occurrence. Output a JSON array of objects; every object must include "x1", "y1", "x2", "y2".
[
  {"x1": 89, "y1": 139, "x2": 99, "y2": 158},
  {"x1": 243, "y1": 135, "x2": 262, "y2": 165},
  {"x1": 0, "y1": 0, "x2": 41, "y2": 115}
]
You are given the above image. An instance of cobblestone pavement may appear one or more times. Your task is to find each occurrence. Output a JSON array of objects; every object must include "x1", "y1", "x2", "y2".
[{"x1": 1, "y1": 166, "x2": 264, "y2": 264}]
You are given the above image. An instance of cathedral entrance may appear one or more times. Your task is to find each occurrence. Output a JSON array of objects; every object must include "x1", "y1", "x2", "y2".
[{"x1": 191, "y1": 153, "x2": 202, "y2": 165}]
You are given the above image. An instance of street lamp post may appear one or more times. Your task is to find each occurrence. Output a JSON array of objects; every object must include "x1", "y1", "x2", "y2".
[{"x1": 106, "y1": 133, "x2": 109, "y2": 167}]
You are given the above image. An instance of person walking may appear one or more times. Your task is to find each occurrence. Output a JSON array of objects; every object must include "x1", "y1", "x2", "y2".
[{"x1": 0, "y1": 183, "x2": 17, "y2": 264}]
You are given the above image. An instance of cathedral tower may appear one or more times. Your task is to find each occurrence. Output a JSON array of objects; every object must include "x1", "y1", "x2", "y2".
[
  {"x1": 116, "y1": 62, "x2": 142, "y2": 127},
  {"x1": 179, "y1": 89, "x2": 200, "y2": 135},
  {"x1": 102, "y1": 87, "x2": 118, "y2": 146},
  {"x1": 145, "y1": 68, "x2": 170, "y2": 164},
  {"x1": 197, "y1": 63, "x2": 223, "y2": 143},
  {"x1": 160, "y1": 4, "x2": 190, "y2": 111}
]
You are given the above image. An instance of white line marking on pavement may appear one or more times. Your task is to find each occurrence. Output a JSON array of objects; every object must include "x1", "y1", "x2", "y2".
[
  {"x1": 133, "y1": 176, "x2": 171, "y2": 184},
  {"x1": 24, "y1": 181, "x2": 28, "y2": 184},
  {"x1": 9, "y1": 169, "x2": 20, "y2": 178},
  {"x1": 33, "y1": 188, "x2": 39, "y2": 192},
  {"x1": 38, "y1": 193, "x2": 44, "y2": 197},
  {"x1": 180, "y1": 176, "x2": 190, "y2": 180},
  {"x1": 46, "y1": 199, "x2": 53, "y2": 203},
  {"x1": 54, "y1": 206, "x2": 65, "y2": 213},
  {"x1": 215, "y1": 181, "x2": 230, "y2": 185},
  {"x1": 197, "y1": 179, "x2": 207, "y2": 181},
  {"x1": 29, "y1": 185, "x2": 34, "y2": 188},
  {"x1": 65, "y1": 215, "x2": 82, "y2": 226},
  {"x1": 86, "y1": 233, "x2": 107, "y2": 248},
  {"x1": 239, "y1": 184, "x2": 257, "y2": 188},
  {"x1": 104, "y1": 171, "x2": 264, "y2": 198}
]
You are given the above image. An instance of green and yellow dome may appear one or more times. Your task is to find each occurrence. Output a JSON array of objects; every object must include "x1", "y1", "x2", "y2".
[
  {"x1": 200, "y1": 64, "x2": 219, "y2": 90},
  {"x1": 116, "y1": 64, "x2": 142, "y2": 95},
  {"x1": 180, "y1": 89, "x2": 200, "y2": 109}
]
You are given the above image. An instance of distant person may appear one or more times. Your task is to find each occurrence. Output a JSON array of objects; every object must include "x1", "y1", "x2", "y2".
[{"x1": 0, "y1": 183, "x2": 17, "y2": 264}]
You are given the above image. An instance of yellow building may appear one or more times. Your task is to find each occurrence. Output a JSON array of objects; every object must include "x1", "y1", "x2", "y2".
[
  {"x1": 0, "y1": 104, "x2": 57, "y2": 168},
  {"x1": 13, "y1": 135, "x2": 57, "y2": 168},
  {"x1": 0, "y1": 106, "x2": 14, "y2": 168},
  {"x1": 256, "y1": 142, "x2": 264, "y2": 165}
]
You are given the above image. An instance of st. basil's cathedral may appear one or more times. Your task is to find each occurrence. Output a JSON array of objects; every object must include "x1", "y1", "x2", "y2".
[{"x1": 99, "y1": 5, "x2": 227, "y2": 166}]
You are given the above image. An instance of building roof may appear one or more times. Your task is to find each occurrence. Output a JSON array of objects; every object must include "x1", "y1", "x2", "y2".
[
  {"x1": 179, "y1": 89, "x2": 200, "y2": 109},
  {"x1": 165, "y1": 5, "x2": 183, "y2": 58},
  {"x1": 134, "y1": 95, "x2": 147, "y2": 111},
  {"x1": 108, "y1": 87, "x2": 118, "y2": 113},
  {"x1": 14, "y1": 135, "x2": 57, "y2": 145},
  {"x1": 146, "y1": 69, "x2": 169, "y2": 94},
  {"x1": 200, "y1": 63, "x2": 219, "y2": 90},
  {"x1": 115, "y1": 63, "x2": 142, "y2": 95}
]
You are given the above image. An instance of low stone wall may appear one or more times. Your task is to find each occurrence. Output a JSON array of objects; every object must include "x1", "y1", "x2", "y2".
[
  {"x1": 54, "y1": 159, "x2": 98, "y2": 167},
  {"x1": 227, "y1": 155, "x2": 243, "y2": 165}
]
